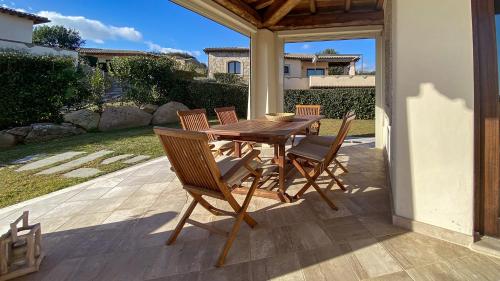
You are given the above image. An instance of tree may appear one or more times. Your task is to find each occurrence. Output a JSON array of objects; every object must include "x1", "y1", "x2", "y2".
[
  {"x1": 316, "y1": 48, "x2": 338, "y2": 55},
  {"x1": 33, "y1": 25, "x2": 85, "y2": 50}
]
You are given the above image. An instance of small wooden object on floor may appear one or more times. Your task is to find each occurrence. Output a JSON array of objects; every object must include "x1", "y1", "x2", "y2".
[{"x1": 0, "y1": 211, "x2": 43, "y2": 281}]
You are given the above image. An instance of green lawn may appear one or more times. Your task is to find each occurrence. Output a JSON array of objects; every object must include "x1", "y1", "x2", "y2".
[{"x1": 0, "y1": 119, "x2": 374, "y2": 208}]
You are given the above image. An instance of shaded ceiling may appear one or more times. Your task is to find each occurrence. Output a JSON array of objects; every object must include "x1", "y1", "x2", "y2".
[{"x1": 212, "y1": 0, "x2": 384, "y2": 31}]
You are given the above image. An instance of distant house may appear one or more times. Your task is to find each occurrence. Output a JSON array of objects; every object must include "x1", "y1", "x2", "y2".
[
  {"x1": 0, "y1": 7, "x2": 77, "y2": 58},
  {"x1": 203, "y1": 47, "x2": 373, "y2": 89}
]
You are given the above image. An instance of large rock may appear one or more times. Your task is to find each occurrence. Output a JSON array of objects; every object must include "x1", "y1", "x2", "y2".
[
  {"x1": 6, "y1": 126, "x2": 31, "y2": 138},
  {"x1": 24, "y1": 123, "x2": 85, "y2": 143},
  {"x1": 63, "y1": 109, "x2": 100, "y2": 131},
  {"x1": 140, "y1": 104, "x2": 159, "y2": 114},
  {"x1": 98, "y1": 106, "x2": 152, "y2": 131},
  {"x1": 0, "y1": 132, "x2": 17, "y2": 148},
  {"x1": 152, "y1": 102, "x2": 189, "y2": 125}
]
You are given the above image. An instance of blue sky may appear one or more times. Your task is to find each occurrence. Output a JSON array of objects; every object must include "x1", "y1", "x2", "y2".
[{"x1": 1, "y1": 0, "x2": 375, "y2": 70}]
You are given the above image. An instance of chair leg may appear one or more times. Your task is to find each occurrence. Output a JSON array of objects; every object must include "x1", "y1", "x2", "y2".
[
  {"x1": 166, "y1": 199, "x2": 198, "y2": 245},
  {"x1": 325, "y1": 168, "x2": 346, "y2": 191},
  {"x1": 290, "y1": 158, "x2": 317, "y2": 198},
  {"x1": 334, "y1": 158, "x2": 349, "y2": 173},
  {"x1": 311, "y1": 181, "x2": 338, "y2": 210},
  {"x1": 217, "y1": 172, "x2": 260, "y2": 267}
]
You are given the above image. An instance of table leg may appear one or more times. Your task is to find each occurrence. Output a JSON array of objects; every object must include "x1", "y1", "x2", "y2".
[
  {"x1": 277, "y1": 143, "x2": 291, "y2": 202},
  {"x1": 234, "y1": 141, "x2": 242, "y2": 158}
]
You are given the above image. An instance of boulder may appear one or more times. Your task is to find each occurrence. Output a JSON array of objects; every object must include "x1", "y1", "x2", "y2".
[
  {"x1": 63, "y1": 109, "x2": 100, "y2": 131},
  {"x1": 98, "y1": 106, "x2": 152, "y2": 131},
  {"x1": 6, "y1": 126, "x2": 31, "y2": 138},
  {"x1": 0, "y1": 132, "x2": 17, "y2": 148},
  {"x1": 24, "y1": 123, "x2": 85, "y2": 143},
  {"x1": 140, "y1": 104, "x2": 159, "y2": 114},
  {"x1": 152, "y1": 102, "x2": 189, "y2": 125}
]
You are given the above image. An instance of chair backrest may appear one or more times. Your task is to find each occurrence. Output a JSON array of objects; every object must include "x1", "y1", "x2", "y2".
[
  {"x1": 154, "y1": 127, "x2": 228, "y2": 196},
  {"x1": 214, "y1": 106, "x2": 239, "y2": 125},
  {"x1": 324, "y1": 111, "x2": 356, "y2": 165},
  {"x1": 177, "y1": 108, "x2": 215, "y2": 141},
  {"x1": 295, "y1": 105, "x2": 322, "y2": 116}
]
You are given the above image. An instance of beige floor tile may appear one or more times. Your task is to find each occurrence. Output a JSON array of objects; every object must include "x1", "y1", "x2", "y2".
[
  {"x1": 363, "y1": 271, "x2": 413, "y2": 281},
  {"x1": 298, "y1": 244, "x2": 359, "y2": 281},
  {"x1": 56, "y1": 212, "x2": 111, "y2": 232},
  {"x1": 41, "y1": 200, "x2": 94, "y2": 218},
  {"x1": 251, "y1": 253, "x2": 306, "y2": 281},
  {"x1": 406, "y1": 261, "x2": 467, "y2": 281},
  {"x1": 100, "y1": 184, "x2": 141, "y2": 199},
  {"x1": 348, "y1": 238, "x2": 403, "y2": 279}
]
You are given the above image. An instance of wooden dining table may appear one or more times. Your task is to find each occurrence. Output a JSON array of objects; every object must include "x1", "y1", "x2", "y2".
[{"x1": 204, "y1": 115, "x2": 324, "y2": 202}]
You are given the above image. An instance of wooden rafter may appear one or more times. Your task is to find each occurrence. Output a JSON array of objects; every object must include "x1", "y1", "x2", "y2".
[
  {"x1": 270, "y1": 11, "x2": 384, "y2": 31},
  {"x1": 309, "y1": 0, "x2": 317, "y2": 14},
  {"x1": 345, "y1": 0, "x2": 352, "y2": 12},
  {"x1": 253, "y1": 0, "x2": 274, "y2": 10},
  {"x1": 375, "y1": 0, "x2": 384, "y2": 10},
  {"x1": 262, "y1": 0, "x2": 302, "y2": 27},
  {"x1": 213, "y1": 0, "x2": 262, "y2": 27}
]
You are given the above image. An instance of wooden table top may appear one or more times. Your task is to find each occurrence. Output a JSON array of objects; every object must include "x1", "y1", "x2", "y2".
[{"x1": 204, "y1": 115, "x2": 323, "y2": 143}]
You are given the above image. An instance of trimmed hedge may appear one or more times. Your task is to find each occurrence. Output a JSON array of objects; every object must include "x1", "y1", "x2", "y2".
[
  {"x1": 284, "y1": 88, "x2": 375, "y2": 119},
  {"x1": 0, "y1": 52, "x2": 87, "y2": 129},
  {"x1": 171, "y1": 80, "x2": 248, "y2": 118}
]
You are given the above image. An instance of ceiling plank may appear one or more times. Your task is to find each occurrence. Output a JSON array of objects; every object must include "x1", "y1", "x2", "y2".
[
  {"x1": 345, "y1": 0, "x2": 352, "y2": 12},
  {"x1": 270, "y1": 11, "x2": 384, "y2": 31},
  {"x1": 254, "y1": 0, "x2": 274, "y2": 9},
  {"x1": 262, "y1": 0, "x2": 302, "y2": 27},
  {"x1": 375, "y1": 0, "x2": 384, "y2": 10},
  {"x1": 310, "y1": 0, "x2": 317, "y2": 14},
  {"x1": 213, "y1": 0, "x2": 262, "y2": 27}
]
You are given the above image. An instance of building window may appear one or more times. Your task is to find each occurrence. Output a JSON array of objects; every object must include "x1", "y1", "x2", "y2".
[
  {"x1": 306, "y1": 68, "x2": 325, "y2": 77},
  {"x1": 284, "y1": 65, "x2": 290, "y2": 75},
  {"x1": 227, "y1": 61, "x2": 241, "y2": 74}
]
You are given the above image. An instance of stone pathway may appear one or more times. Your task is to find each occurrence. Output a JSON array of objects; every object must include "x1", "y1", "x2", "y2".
[
  {"x1": 16, "y1": 151, "x2": 86, "y2": 172},
  {"x1": 101, "y1": 154, "x2": 134, "y2": 165},
  {"x1": 64, "y1": 168, "x2": 102, "y2": 178},
  {"x1": 9, "y1": 150, "x2": 153, "y2": 179},
  {"x1": 37, "y1": 150, "x2": 114, "y2": 175},
  {"x1": 123, "y1": 155, "x2": 151, "y2": 164}
]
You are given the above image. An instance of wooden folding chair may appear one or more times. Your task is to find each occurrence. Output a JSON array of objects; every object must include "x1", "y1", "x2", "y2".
[
  {"x1": 287, "y1": 111, "x2": 356, "y2": 210},
  {"x1": 177, "y1": 108, "x2": 233, "y2": 157},
  {"x1": 154, "y1": 127, "x2": 262, "y2": 267},
  {"x1": 291, "y1": 104, "x2": 322, "y2": 146},
  {"x1": 214, "y1": 106, "x2": 262, "y2": 161},
  {"x1": 299, "y1": 110, "x2": 355, "y2": 173}
]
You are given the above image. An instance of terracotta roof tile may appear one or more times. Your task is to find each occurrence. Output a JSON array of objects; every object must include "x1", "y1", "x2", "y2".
[{"x1": 0, "y1": 7, "x2": 49, "y2": 24}]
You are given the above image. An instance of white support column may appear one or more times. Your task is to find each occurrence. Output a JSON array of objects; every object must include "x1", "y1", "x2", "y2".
[
  {"x1": 248, "y1": 29, "x2": 284, "y2": 119},
  {"x1": 348, "y1": 61, "x2": 356, "y2": 76},
  {"x1": 375, "y1": 35, "x2": 385, "y2": 149}
]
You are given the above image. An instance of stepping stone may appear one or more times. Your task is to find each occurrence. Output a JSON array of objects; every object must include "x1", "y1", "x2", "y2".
[
  {"x1": 64, "y1": 168, "x2": 102, "y2": 178},
  {"x1": 11, "y1": 154, "x2": 48, "y2": 165},
  {"x1": 101, "y1": 154, "x2": 134, "y2": 165},
  {"x1": 122, "y1": 155, "x2": 151, "y2": 164},
  {"x1": 17, "y1": 151, "x2": 86, "y2": 172},
  {"x1": 37, "y1": 150, "x2": 113, "y2": 175}
]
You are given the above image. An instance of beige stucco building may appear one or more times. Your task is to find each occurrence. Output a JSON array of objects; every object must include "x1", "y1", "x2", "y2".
[
  {"x1": 204, "y1": 47, "x2": 370, "y2": 88},
  {"x1": 174, "y1": 0, "x2": 500, "y2": 253}
]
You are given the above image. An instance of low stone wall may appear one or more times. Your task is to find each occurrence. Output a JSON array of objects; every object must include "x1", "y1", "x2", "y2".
[{"x1": 0, "y1": 39, "x2": 78, "y2": 60}]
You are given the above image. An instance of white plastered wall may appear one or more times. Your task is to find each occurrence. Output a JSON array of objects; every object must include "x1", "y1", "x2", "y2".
[
  {"x1": 0, "y1": 14, "x2": 34, "y2": 43},
  {"x1": 390, "y1": 0, "x2": 475, "y2": 236}
]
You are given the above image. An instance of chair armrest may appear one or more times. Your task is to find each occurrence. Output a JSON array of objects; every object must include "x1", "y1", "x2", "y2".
[{"x1": 221, "y1": 150, "x2": 260, "y2": 181}]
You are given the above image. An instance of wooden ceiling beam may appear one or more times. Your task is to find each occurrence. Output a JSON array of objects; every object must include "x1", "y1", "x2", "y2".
[
  {"x1": 254, "y1": 0, "x2": 274, "y2": 9},
  {"x1": 262, "y1": 0, "x2": 302, "y2": 27},
  {"x1": 345, "y1": 0, "x2": 352, "y2": 12},
  {"x1": 310, "y1": 0, "x2": 317, "y2": 14},
  {"x1": 375, "y1": 0, "x2": 384, "y2": 10},
  {"x1": 213, "y1": 0, "x2": 262, "y2": 27},
  {"x1": 270, "y1": 11, "x2": 384, "y2": 31}
]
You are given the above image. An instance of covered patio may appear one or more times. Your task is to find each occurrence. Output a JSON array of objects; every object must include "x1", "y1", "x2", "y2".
[{"x1": 2, "y1": 142, "x2": 498, "y2": 280}]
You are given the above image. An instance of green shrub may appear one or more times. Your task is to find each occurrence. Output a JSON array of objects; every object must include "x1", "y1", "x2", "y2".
[
  {"x1": 110, "y1": 56, "x2": 195, "y2": 105},
  {"x1": 0, "y1": 52, "x2": 88, "y2": 129},
  {"x1": 171, "y1": 80, "x2": 248, "y2": 118},
  {"x1": 284, "y1": 88, "x2": 375, "y2": 119},
  {"x1": 213, "y1": 73, "x2": 244, "y2": 85}
]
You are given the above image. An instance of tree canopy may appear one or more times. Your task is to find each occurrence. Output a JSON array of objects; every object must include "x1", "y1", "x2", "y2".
[
  {"x1": 316, "y1": 48, "x2": 338, "y2": 55},
  {"x1": 33, "y1": 25, "x2": 85, "y2": 50}
]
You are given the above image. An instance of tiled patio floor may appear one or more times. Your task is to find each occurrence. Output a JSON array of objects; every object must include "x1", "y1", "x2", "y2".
[{"x1": 2, "y1": 140, "x2": 500, "y2": 280}]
